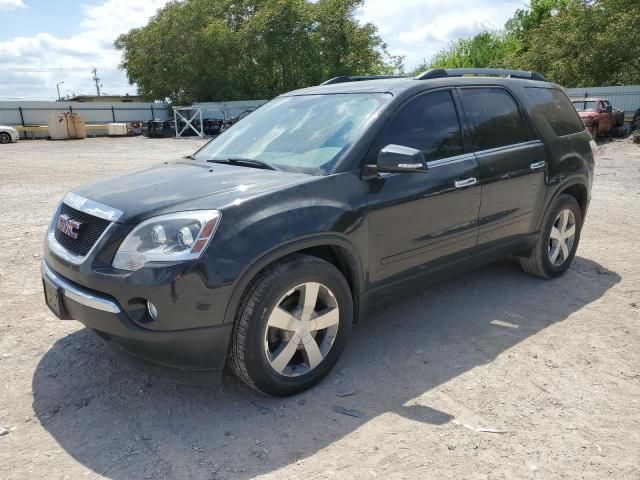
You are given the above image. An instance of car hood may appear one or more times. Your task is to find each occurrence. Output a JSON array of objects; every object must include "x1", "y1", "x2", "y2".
[{"x1": 71, "y1": 160, "x2": 312, "y2": 223}]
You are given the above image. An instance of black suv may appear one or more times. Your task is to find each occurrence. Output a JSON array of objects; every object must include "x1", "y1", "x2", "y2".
[{"x1": 42, "y1": 68, "x2": 595, "y2": 396}]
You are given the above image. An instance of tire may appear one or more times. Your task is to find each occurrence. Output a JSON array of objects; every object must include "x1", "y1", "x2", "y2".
[
  {"x1": 228, "y1": 254, "x2": 353, "y2": 396},
  {"x1": 0, "y1": 132, "x2": 11, "y2": 144},
  {"x1": 520, "y1": 194, "x2": 583, "y2": 279}
]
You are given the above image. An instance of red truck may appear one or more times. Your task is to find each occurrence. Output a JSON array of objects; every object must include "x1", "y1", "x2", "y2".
[{"x1": 571, "y1": 97, "x2": 624, "y2": 138}]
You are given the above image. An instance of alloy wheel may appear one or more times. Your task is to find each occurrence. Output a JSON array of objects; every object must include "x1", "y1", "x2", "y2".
[
  {"x1": 264, "y1": 282, "x2": 339, "y2": 377},
  {"x1": 548, "y1": 208, "x2": 576, "y2": 267},
  {"x1": 0, "y1": 133, "x2": 10, "y2": 144}
]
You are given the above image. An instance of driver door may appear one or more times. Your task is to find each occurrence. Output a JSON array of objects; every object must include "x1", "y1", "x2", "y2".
[{"x1": 365, "y1": 89, "x2": 481, "y2": 286}]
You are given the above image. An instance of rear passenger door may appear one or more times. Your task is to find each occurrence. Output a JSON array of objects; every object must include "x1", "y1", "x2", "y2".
[{"x1": 458, "y1": 87, "x2": 548, "y2": 245}]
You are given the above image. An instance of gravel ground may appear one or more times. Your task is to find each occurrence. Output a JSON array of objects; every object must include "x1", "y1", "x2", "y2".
[{"x1": 0, "y1": 136, "x2": 638, "y2": 480}]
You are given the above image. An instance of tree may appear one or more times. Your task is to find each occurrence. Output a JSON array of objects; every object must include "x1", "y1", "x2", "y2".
[
  {"x1": 515, "y1": 0, "x2": 640, "y2": 86},
  {"x1": 412, "y1": 32, "x2": 518, "y2": 74},
  {"x1": 415, "y1": 0, "x2": 640, "y2": 87},
  {"x1": 115, "y1": 0, "x2": 395, "y2": 102}
]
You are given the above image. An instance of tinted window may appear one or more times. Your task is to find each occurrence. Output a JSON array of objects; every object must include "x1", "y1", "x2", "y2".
[
  {"x1": 459, "y1": 88, "x2": 528, "y2": 151},
  {"x1": 378, "y1": 90, "x2": 463, "y2": 161},
  {"x1": 526, "y1": 88, "x2": 587, "y2": 136}
]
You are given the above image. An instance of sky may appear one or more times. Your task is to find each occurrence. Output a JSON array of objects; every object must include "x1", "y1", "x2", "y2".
[{"x1": 0, "y1": 0, "x2": 527, "y2": 101}]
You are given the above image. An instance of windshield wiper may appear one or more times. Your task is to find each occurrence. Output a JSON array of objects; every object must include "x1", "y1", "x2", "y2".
[
  {"x1": 183, "y1": 154, "x2": 196, "y2": 160},
  {"x1": 206, "y1": 157, "x2": 278, "y2": 170}
]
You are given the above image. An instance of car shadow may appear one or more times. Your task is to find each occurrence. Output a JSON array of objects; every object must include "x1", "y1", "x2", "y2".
[{"x1": 32, "y1": 257, "x2": 620, "y2": 479}]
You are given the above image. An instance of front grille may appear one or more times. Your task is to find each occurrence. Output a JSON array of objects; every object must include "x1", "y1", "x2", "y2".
[{"x1": 54, "y1": 203, "x2": 111, "y2": 256}]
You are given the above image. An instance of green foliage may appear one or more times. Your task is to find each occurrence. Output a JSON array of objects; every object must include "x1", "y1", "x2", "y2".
[
  {"x1": 416, "y1": 0, "x2": 640, "y2": 87},
  {"x1": 115, "y1": 0, "x2": 395, "y2": 102},
  {"x1": 412, "y1": 32, "x2": 517, "y2": 74},
  {"x1": 515, "y1": 0, "x2": 640, "y2": 86}
]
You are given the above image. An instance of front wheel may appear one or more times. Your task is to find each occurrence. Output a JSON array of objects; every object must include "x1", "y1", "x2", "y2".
[
  {"x1": 228, "y1": 254, "x2": 352, "y2": 396},
  {"x1": 0, "y1": 132, "x2": 11, "y2": 144},
  {"x1": 520, "y1": 194, "x2": 583, "y2": 279}
]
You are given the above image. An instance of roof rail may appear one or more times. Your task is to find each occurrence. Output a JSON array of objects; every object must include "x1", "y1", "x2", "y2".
[
  {"x1": 320, "y1": 75, "x2": 408, "y2": 85},
  {"x1": 415, "y1": 68, "x2": 546, "y2": 81}
]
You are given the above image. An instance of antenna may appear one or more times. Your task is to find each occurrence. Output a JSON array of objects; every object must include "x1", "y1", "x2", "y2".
[{"x1": 91, "y1": 67, "x2": 101, "y2": 96}]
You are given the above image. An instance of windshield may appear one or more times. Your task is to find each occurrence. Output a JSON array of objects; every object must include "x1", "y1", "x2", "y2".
[
  {"x1": 572, "y1": 100, "x2": 597, "y2": 112},
  {"x1": 194, "y1": 93, "x2": 390, "y2": 175}
]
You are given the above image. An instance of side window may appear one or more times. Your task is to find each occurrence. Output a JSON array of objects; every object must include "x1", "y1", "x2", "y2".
[
  {"x1": 459, "y1": 88, "x2": 528, "y2": 151},
  {"x1": 378, "y1": 90, "x2": 463, "y2": 162},
  {"x1": 524, "y1": 87, "x2": 586, "y2": 136}
]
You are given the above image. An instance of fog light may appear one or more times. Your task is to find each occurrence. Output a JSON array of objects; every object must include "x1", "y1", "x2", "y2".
[{"x1": 147, "y1": 301, "x2": 158, "y2": 320}]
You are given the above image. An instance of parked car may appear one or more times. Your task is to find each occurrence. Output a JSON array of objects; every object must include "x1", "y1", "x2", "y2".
[
  {"x1": 0, "y1": 125, "x2": 19, "y2": 144},
  {"x1": 571, "y1": 97, "x2": 624, "y2": 138},
  {"x1": 142, "y1": 119, "x2": 175, "y2": 138},
  {"x1": 203, "y1": 118, "x2": 225, "y2": 136},
  {"x1": 42, "y1": 68, "x2": 595, "y2": 396},
  {"x1": 219, "y1": 108, "x2": 257, "y2": 133}
]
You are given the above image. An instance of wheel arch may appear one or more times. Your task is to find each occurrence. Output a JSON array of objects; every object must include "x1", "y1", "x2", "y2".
[
  {"x1": 560, "y1": 182, "x2": 589, "y2": 218},
  {"x1": 0, "y1": 130, "x2": 13, "y2": 142},
  {"x1": 540, "y1": 177, "x2": 589, "y2": 230},
  {"x1": 223, "y1": 235, "x2": 365, "y2": 326}
]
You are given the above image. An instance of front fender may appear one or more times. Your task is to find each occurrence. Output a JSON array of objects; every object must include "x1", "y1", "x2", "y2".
[
  {"x1": 205, "y1": 171, "x2": 369, "y2": 325},
  {"x1": 221, "y1": 233, "x2": 366, "y2": 325}
]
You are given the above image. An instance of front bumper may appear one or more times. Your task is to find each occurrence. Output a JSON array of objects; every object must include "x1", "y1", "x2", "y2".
[{"x1": 41, "y1": 260, "x2": 233, "y2": 384}]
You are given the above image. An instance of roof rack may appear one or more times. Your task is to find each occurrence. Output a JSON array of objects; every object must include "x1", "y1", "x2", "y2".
[
  {"x1": 415, "y1": 68, "x2": 546, "y2": 81},
  {"x1": 320, "y1": 75, "x2": 408, "y2": 85}
]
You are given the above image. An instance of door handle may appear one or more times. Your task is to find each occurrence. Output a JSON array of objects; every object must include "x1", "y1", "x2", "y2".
[
  {"x1": 454, "y1": 177, "x2": 477, "y2": 188},
  {"x1": 530, "y1": 161, "x2": 546, "y2": 171}
]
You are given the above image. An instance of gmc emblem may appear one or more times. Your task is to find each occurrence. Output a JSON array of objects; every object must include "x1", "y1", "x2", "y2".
[{"x1": 56, "y1": 214, "x2": 82, "y2": 239}]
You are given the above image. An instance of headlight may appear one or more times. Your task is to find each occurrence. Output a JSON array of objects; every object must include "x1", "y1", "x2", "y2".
[{"x1": 112, "y1": 210, "x2": 221, "y2": 271}]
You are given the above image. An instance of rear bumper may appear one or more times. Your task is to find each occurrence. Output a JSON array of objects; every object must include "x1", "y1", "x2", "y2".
[{"x1": 41, "y1": 261, "x2": 232, "y2": 384}]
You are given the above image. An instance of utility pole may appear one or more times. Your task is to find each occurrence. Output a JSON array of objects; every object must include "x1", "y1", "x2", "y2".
[{"x1": 91, "y1": 67, "x2": 101, "y2": 96}]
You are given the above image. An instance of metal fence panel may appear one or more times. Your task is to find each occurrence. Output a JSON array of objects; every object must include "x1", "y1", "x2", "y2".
[
  {"x1": 0, "y1": 99, "x2": 269, "y2": 127},
  {"x1": 194, "y1": 100, "x2": 268, "y2": 120},
  {"x1": 565, "y1": 85, "x2": 640, "y2": 113},
  {"x1": 0, "y1": 101, "x2": 169, "y2": 126}
]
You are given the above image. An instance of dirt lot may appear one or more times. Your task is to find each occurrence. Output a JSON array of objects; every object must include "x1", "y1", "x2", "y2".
[{"x1": 0, "y1": 136, "x2": 638, "y2": 480}]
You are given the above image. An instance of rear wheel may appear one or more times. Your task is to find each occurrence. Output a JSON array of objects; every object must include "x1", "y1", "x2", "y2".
[
  {"x1": 0, "y1": 132, "x2": 11, "y2": 144},
  {"x1": 520, "y1": 194, "x2": 582, "y2": 279},
  {"x1": 228, "y1": 254, "x2": 352, "y2": 396}
]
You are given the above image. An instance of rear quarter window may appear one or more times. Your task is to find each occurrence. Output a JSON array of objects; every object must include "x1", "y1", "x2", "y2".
[{"x1": 524, "y1": 87, "x2": 585, "y2": 136}]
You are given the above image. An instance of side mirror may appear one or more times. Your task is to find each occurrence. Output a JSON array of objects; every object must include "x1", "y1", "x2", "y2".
[
  {"x1": 605, "y1": 105, "x2": 613, "y2": 113},
  {"x1": 376, "y1": 144, "x2": 427, "y2": 174}
]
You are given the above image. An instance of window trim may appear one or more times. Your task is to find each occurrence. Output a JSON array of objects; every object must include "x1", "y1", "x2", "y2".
[
  {"x1": 456, "y1": 85, "x2": 537, "y2": 152},
  {"x1": 471, "y1": 139, "x2": 543, "y2": 157}
]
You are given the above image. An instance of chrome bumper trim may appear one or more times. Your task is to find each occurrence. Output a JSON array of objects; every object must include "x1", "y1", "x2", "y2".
[{"x1": 41, "y1": 261, "x2": 121, "y2": 314}]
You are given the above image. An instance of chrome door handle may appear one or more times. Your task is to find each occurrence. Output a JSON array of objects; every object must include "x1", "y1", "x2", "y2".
[
  {"x1": 454, "y1": 177, "x2": 477, "y2": 188},
  {"x1": 530, "y1": 161, "x2": 546, "y2": 171}
]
